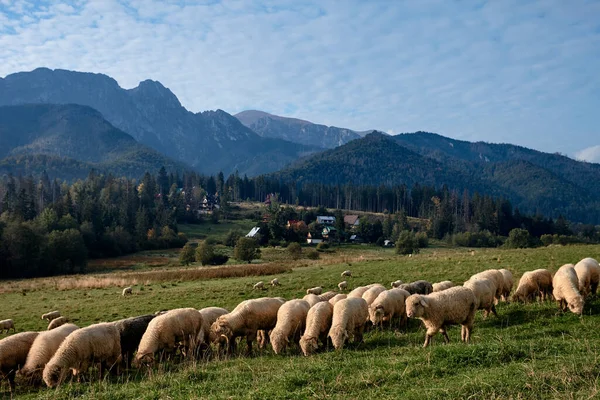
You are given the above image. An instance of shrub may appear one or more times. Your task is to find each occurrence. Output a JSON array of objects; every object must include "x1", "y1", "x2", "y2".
[
  {"x1": 205, "y1": 237, "x2": 217, "y2": 245},
  {"x1": 210, "y1": 254, "x2": 229, "y2": 265},
  {"x1": 225, "y1": 230, "x2": 242, "y2": 247},
  {"x1": 180, "y1": 242, "x2": 196, "y2": 266},
  {"x1": 316, "y1": 242, "x2": 329, "y2": 252},
  {"x1": 504, "y1": 228, "x2": 534, "y2": 249},
  {"x1": 306, "y1": 249, "x2": 320, "y2": 260},
  {"x1": 234, "y1": 237, "x2": 261, "y2": 263},
  {"x1": 451, "y1": 231, "x2": 502, "y2": 248},
  {"x1": 287, "y1": 242, "x2": 302, "y2": 260},
  {"x1": 375, "y1": 237, "x2": 385, "y2": 247},
  {"x1": 195, "y1": 242, "x2": 215, "y2": 266},
  {"x1": 395, "y1": 230, "x2": 419, "y2": 255},
  {"x1": 415, "y1": 232, "x2": 429, "y2": 248},
  {"x1": 268, "y1": 239, "x2": 281, "y2": 247}
]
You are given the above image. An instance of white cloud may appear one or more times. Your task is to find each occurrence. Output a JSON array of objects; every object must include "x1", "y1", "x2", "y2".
[{"x1": 575, "y1": 145, "x2": 600, "y2": 163}]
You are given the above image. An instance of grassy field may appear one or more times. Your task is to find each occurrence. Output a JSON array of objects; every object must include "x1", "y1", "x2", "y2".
[{"x1": 1, "y1": 244, "x2": 600, "y2": 399}]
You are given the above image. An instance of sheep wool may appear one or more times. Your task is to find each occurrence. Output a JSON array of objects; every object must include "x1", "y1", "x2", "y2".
[
  {"x1": 20, "y1": 324, "x2": 79, "y2": 381},
  {"x1": 391, "y1": 280, "x2": 403, "y2": 288},
  {"x1": 270, "y1": 278, "x2": 281, "y2": 286},
  {"x1": 300, "y1": 301, "x2": 334, "y2": 356},
  {"x1": 302, "y1": 294, "x2": 323, "y2": 308},
  {"x1": 362, "y1": 285, "x2": 387, "y2": 307},
  {"x1": 432, "y1": 281, "x2": 454, "y2": 292},
  {"x1": 347, "y1": 286, "x2": 370, "y2": 298},
  {"x1": 0, "y1": 331, "x2": 39, "y2": 389},
  {"x1": 341, "y1": 270, "x2": 352, "y2": 278},
  {"x1": 306, "y1": 287, "x2": 323, "y2": 295},
  {"x1": 319, "y1": 291, "x2": 338, "y2": 302},
  {"x1": 269, "y1": 300, "x2": 310, "y2": 354},
  {"x1": 498, "y1": 269, "x2": 514, "y2": 301},
  {"x1": 553, "y1": 264, "x2": 584, "y2": 315},
  {"x1": 398, "y1": 280, "x2": 433, "y2": 295},
  {"x1": 134, "y1": 308, "x2": 203, "y2": 365},
  {"x1": 122, "y1": 287, "x2": 133, "y2": 296},
  {"x1": 0, "y1": 319, "x2": 15, "y2": 334},
  {"x1": 369, "y1": 288, "x2": 410, "y2": 327},
  {"x1": 253, "y1": 281, "x2": 265, "y2": 290},
  {"x1": 48, "y1": 316, "x2": 68, "y2": 330},
  {"x1": 328, "y1": 297, "x2": 368, "y2": 350},
  {"x1": 41, "y1": 311, "x2": 61, "y2": 322},
  {"x1": 463, "y1": 278, "x2": 497, "y2": 318},
  {"x1": 406, "y1": 286, "x2": 477, "y2": 347},
  {"x1": 43, "y1": 322, "x2": 121, "y2": 388},
  {"x1": 511, "y1": 269, "x2": 553, "y2": 303},
  {"x1": 338, "y1": 281, "x2": 348, "y2": 291},
  {"x1": 199, "y1": 307, "x2": 229, "y2": 345},
  {"x1": 574, "y1": 258, "x2": 600, "y2": 297},
  {"x1": 469, "y1": 270, "x2": 504, "y2": 299},
  {"x1": 328, "y1": 294, "x2": 347, "y2": 306},
  {"x1": 113, "y1": 314, "x2": 156, "y2": 367}
]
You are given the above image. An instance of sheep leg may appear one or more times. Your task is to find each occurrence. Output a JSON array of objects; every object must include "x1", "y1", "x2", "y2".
[
  {"x1": 440, "y1": 328, "x2": 450, "y2": 344},
  {"x1": 245, "y1": 333, "x2": 255, "y2": 355},
  {"x1": 423, "y1": 334, "x2": 433, "y2": 348},
  {"x1": 491, "y1": 304, "x2": 498, "y2": 317},
  {"x1": 592, "y1": 283, "x2": 598, "y2": 296}
]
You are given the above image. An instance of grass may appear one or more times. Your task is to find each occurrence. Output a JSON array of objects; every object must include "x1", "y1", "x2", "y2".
[
  {"x1": 178, "y1": 220, "x2": 256, "y2": 242},
  {"x1": 2, "y1": 243, "x2": 600, "y2": 399}
]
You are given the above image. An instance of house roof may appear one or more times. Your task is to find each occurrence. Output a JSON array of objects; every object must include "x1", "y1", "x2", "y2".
[
  {"x1": 317, "y1": 216, "x2": 336, "y2": 223},
  {"x1": 246, "y1": 227, "x2": 260, "y2": 238},
  {"x1": 344, "y1": 215, "x2": 360, "y2": 225},
  {"x1": 322, "y1": 226, "x2": 337, "y2": 234}
]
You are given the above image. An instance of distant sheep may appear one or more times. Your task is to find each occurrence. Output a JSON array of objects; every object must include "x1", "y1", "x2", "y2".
[
  {"x1": 498, "y1": 269, "x2": 514, "y2": 301},
  {"x1": 302, "y1": 294, "x2": 323, "y2": 308},
  {"x1": 319, "y1": 291, "x2": 338, "y2": 302},
  {"x1": 306, "y1": 287, "x2": 323, "y2": 295},
  {"x1": 432, "y1": 281, "x2": 454, "y2": 292},
  {"x1": 328, "y1": 297, "x2": 368, "y2": 350},
  {"x1": 20, "y1": 324, "x2": 79, "y2": 382},
  {"x1": 300, "y1": 301, "x2": 334, "y2": 356},
  {"x1": 269, "y1": 300, "x2": 310, "y2": 354},
  {"x1": 0, "y1": 331, "x2": 39, "y2": 390},
  {"x1": 210, "y1": 297, "x2": 284, "y2": 354},
  {"x1": 253, "y1": 281, "x2": 265, "y2": 290},
  {"x1": 0, "y1": 319, "x2": 15, "y2": 334},
  {"x1": 41, "y1": 311, "x2": 61, "y2": 322},
  {"x1": 463, "y1": 278, "x2": 497, "y2": 318},
  {"x1": 113, "y1": 314, "x2": 156, "y2": 367},
  {"x1": 43, "y1": 322, "x2": 121, "y2": 388},
  {"x1": 511, "y1": 269, "x2": 553, "y2": 303},
  {"x1": 341, "y1": 270, "x2": 352, "y2": 278},
  {"x1": 122, "y1": 287, "x2": 133, "y2": 296},
  {"x1": 270, "y1": 278, "x2": 281, "y2": 287},
  {"x1": 391, "y1": 280, "x2": 403, "y2": 288},
  {"x1": 398, "y1": 280, "x2": 433, "y2": 295},
  {"x1": 574, "y1": 258, "x2": 600, "y2": 297},
  {"x1": 553, "y1": 264, "x2": 584, "y2": 315},
  {"x1": 48, "y1": 316, "x2": 68, "y2": 330},
  {"x1": 406, "y1": 286, "x2": 477, "y2": 347},
  {"x1": 328, "y1": 294, "x2": 347, "y2": 306},
  {"x1": 369, "y1": 288, "x2": 410, "y2": 327},
  {"x1": 134, "y1": 308, "x2": 203, "y2": 365},
  {"x1": 338, "y1": 281, "x2": 348, "y2": 291}
]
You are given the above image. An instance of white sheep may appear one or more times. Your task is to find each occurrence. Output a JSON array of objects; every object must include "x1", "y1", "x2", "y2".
[
  {"x1": 328, "y1": 297, "x2": 368, "y2": 350},
  {"x1": 302, "y1": 294, "x2": 323, "y2": 308},
  {"x1": 20, "y1": 324, "x2": 79, "y2": 382},
  {"x1": 269, "y1": 299, "x2": 311, "y2": 354},
  {"x1": 553, "y1": 264, "x2": 584, "y2": 315},
  {"x1": 338, "y1": 281, "x2": 348, "y2": 291},
  {"x1": 43, "y1": 322, "x2": 121, "y2": 388},
  {"x1": 306, "y1": 286, "x2": 323, "y2": 295},
  {"x1": 0, "y1": 331, "x2": 39, "y2": 390},
  {"x1": 391, "y1": 280, "x2": 403, "y2": 288},
  {"x1": 210, "y1": 297, "x2": 284, "y2": 354},
  {"x1": 347, "y1": 286, "x2": 370, "y2": 298},
  {"x1": 362, "y1": 285, "x2": 387, "y2": 307},
  {"x1": 463, "y1": 278, "x2": 497, "y2": 318},
  {"x1": 511, "y1": 269, "x2": 553, "y2": 303},
  {"x1": 405, "y1": 286, "x2": 477, "y2": 347},
  {"x1": 253, "y1": 281, "x2": 265, "y2": 290},
  {"x1": 134, "y1": 308, "x2": 203, "y2": 365},
  {"x1": 122, "y1": 287, "x2": 133, "y2": 296},
  {"x1": 48, "y1": 316, "x2": 69, "y2": 330},
  {"x1": 469, "y1": 270, "x2": 504, "y2": 300},
  {"x1": 574, "y1": 258, "x2": 600, "y2": 297},
  {"x1": 270, "y1": 278, "x2": 281, "y2": 287},
  {"x1": 300, "y1": 301, "x2": 334, "y2": 356},
  {"x1": 498, "y1": 269, "x2": 514, "y2": 301},
  {"x1": 432, "y1": 281, "x2": 454, "y2": 292},
  {"x1": 328, "y1": 294, "x2": 347, "y2": 306},
  {"x1": 369, "y1": 288, "x2": 410, "y2": 327},
  {"x1": 41, "y1": 311, "x2": 61, "y2": 322},
  {"x1": 319, "y1": 291, "x2": 338, "y2": 302},
  {"x1": 0, "y1": 319, "x2": 15, "y2": 334},
  {"x1": 341, "y1": 270, "x2": 352, "y2": 278}
]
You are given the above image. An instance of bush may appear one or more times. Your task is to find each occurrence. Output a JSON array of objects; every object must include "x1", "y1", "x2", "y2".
[
  {"x1": 287, "y1": 242, "x2": 302, "y2": 260},
  {"x1": 180, "y1": 242, "x2": 196, "y2": 266},
  {"x1": 451, "y1": 231, "x2": 502, "y2": 248},
  {"x1": 504, "y1": 228, "x2": 534, "y2": 249},
  {"x1": 415, "y1": 232, "x2": 429, "y2": 248},
  {"x1": 195, "y1": 242, "x2": 215, "y2": 266},
  {"x1": 210, "y1": 254, "x2": 229, "y2": 265},
  {"x1": 234, "y1": 237, "x2": 261, "y2": 263},
  {"x1": 268, "y1": 239, "x2": 281, "y2": 247},
  {"x1": 306, "y1": 249, "x2": 320, "y2": 260},
  {"x1": 225, "y1": 230, "x2": 242, "y2": 247},
  {"x1": 205, "y1": 237, "x2": 217, "y2": 245},
  {"x1": 316, "y1": 242, "x2": 329, "y2": 252},
  {"x1": 395, "y1": 230, "x2": 419, "y2": 255},
  {"x1": 375, "y1": 237, "x2": 385, "y2": 247}
]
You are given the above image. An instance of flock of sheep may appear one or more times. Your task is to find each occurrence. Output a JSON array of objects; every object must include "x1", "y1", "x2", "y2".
[{"x1": 0, "y1": 257, "x2": 598, "y2": 393}]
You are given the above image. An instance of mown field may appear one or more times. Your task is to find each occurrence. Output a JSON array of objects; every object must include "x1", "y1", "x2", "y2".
[{"x1": 1, "y1": 244, "x2": 600, "y2": 399}]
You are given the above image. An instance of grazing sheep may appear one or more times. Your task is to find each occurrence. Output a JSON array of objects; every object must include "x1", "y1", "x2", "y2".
[
  {"x1": 319, "y1": 291, "x2": 338, "y2": 302},
  {"x1": 511, "y1": 269, "x2": 553, "y2": 303},
  {"x1": 574, "y1": 258, "x2": 600, "y2": 297},
  {"x1": 341, "y1": 270, "x2": 352, "y2": 278},
  {"x1": 328, "y1": 294, "x2": 347, "y2": 306},
  {"x1": 432, "y1": 281, "x2": 454, "y2": 292},
  {"x1": 134, "y1": 308, "x2": 203, "y2": 365},
  {"x1": 369, "y1": 288, "x2": 411, "y2": 327},
  {"x1": 41, "y1": 311, "x2": 61, "y2": 322},
  {"x1": 198, "y1": 307, "x2": 229, "y2": 349},
  {"x1": 20, "y1": 324, "x2": 79, "y2": 382},
  {"x1": 48, "y1": 316, "x2": 68, "y2": 330},
  {"x1": 302, "y1": 294, "x2": 323, "y2": 307},
  {"x1": 0, "y1": 319, "x2": 15, "y2": 334},
  {"x1": 269, "y1": 300, "x2": 311, "y2": 354},
  {"x1": 113, "y1": 315, "x2": 156, "y2": 367},
  {"x1": 391, "y1": 280, "x2": 403, "y2": 288},
  {"x1": 498, "y1": 269, "x2": 514, "y2": 301},
  {"x1": 469, "y1": 270, "x2": 504, "y2": 299},
  {"x1": 338, "y1": 281, "x2": 348, "y2": 291},
  {"x1": 328, "y1": 297, "x2": 368, "y2": 350},
  {"x1": 398, "y1": 280, "x2": 433, "y2": 295},
  {"x1": 253, "y1": 281, "x2": 265, "y2": 290},
  {"x1": 300, "y1": 301, "x2": 334, "y2": 356},
  {"x1": 43, "y1": 323, "x2": 121, "y2": 388},
  {"x1": 270, "y1": 278, "x2": 281, "y2": 287},
  {"x1": 122, "y1": 287, "x2": 133, "y2": 296},
  {"x1": 210, "y1": 297, "x2": 284, "y2": 354},
  {"x1": 0, "y1": 331, "x2": 39, "y2": 390},
  {"x1": 347, "y1": 286, "x2": 370, "y2": 298},
  {"x1": 553, "y1": 264, "x2": 584, "y2": 315},
  {"x1": 306, "y1": 287, "x2": 323, "y2": 295},
  {"x1": 463, "y1": 278, "x2": 497, "y2": 318},
  {"x1": 362, "y1": 285, "x2": 387, "y2": 307},
  {"x1": 406, "y1": 286, "x2": 477, "y2": 347}
]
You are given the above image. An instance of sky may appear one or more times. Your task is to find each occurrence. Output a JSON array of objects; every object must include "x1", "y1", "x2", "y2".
[{"x1": 0, "y1": 0, "x2": 599, "y2": 162}]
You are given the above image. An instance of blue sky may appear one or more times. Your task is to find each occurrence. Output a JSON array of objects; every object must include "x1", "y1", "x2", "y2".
[{"x1": 0, "y1": 0, "x2": 599, "y2": 161}]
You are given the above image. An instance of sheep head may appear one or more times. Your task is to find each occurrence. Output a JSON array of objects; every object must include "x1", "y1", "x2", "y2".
[
  {"x1": 568, "y1": 297, "x2": 584, "y2": 315},
  {"x1": 406, "y1": 295, "x2": 427, "y2": 318},
  {"x1": 299, "y1": 336, "x2": 318, "y2": 356}
]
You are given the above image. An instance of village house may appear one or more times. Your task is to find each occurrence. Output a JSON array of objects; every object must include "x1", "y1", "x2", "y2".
[
  {"x1": 343, "y1": 215, "x2": 360, "y2": 230},
  {"x1": 316, "y1": 216, "x2": 336, "y2": 225},
  {"x1": 307, "y1": 231, "x2": 323, "y2": 244}
]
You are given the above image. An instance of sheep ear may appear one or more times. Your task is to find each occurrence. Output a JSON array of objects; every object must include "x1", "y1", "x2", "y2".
[{"x1": 420, "y1": 298, "x2": 428, "y2": 307}]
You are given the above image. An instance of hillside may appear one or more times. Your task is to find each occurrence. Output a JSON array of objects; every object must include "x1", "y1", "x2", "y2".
[
  {"x1": 0, "y1": 68, "x2": 320, "y2": 176},
  {"x1": 0, "y1": 104, "x2": 188, "y2": 179},
  {"x1": 273, "y1": 132, "x2": 600, "y2": 223},
  {"x1": 235, "y1": 109, "x2": 368, "y2": 148}
]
